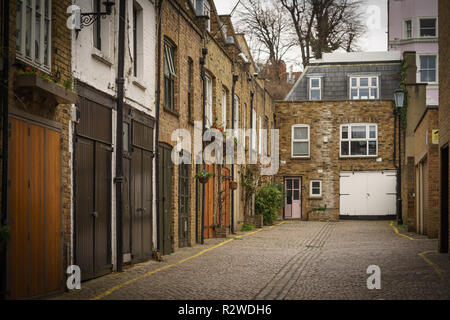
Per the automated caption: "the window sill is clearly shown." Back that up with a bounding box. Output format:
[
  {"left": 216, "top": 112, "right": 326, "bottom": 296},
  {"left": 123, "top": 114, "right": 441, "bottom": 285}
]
[
  {"left": 339, "top": 155, "right": 378, "bottom": 159},
  {"left": 132, "top": 77, "right": 147, "bottom": 91},
  {"left": 15, "top": 55, "right": 51, "bottom": 74},
  {"left": 91, "top": 48, "right": 113, "bottom": 67},
  {"left": 291, "top": 156, "right": 310, "bottom": 160},
  {"left": 163, "top": 107, "right": 180, "bottom": 118},
  {"left": 309, "top": 196, "right": 323, "bottom": 200}
]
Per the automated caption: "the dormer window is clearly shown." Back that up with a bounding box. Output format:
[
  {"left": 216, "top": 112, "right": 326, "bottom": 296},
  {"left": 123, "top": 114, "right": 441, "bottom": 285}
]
[
  {"left": 308, "top": 77, "right": 322, "bottom": 101},
  {"left": 349, "top": 76, "right": 379, "bottom": 100}
]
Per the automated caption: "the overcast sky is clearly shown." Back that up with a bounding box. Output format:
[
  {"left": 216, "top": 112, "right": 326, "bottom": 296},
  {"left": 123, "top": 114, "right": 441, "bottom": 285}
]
[{"left": 214, "top": 0, "right": 388, "bottom": 71}]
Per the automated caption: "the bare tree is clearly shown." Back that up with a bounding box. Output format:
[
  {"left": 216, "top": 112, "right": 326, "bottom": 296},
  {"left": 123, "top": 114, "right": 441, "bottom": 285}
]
[
  {"left": 281, "top": 0, "right": 366, "bottom": 67},
  {"left": 236, "top": 0, "right": 295, "bottom": 64}
]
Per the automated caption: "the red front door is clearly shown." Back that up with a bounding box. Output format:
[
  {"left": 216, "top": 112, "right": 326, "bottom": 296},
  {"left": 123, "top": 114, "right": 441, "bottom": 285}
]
[{"left": 285, "top": 177, "right": 301, "bottom": 219}]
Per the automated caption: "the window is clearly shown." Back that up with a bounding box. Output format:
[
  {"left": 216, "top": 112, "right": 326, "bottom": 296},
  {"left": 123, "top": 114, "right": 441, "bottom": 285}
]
[
  {"left": 133, "top": 2, "right": 143, "bottom": 78},
  {"left": 205, "top": 74, "right": 213, "bottom": 128},
  {"left": 203, "top": 0, "right": 211, "bottom": 32},
  {"left": 309, "top": 77, "right": 321, "bottom": 100},
  {"left": 404, "top": 19, "right": 412, "bottom": 38},
  {"left": 16, "top": 0, "right": 51, "bottom": 70},
  {"left": 340, "top": 124, "right": 377, "bottom": 157},
  {"left": 419, "top": 55, "right": 437, "bottom": 83},
  {"left": 164, "top": 41, "right": 176, "bottom": 110},
  {"left": 258, "top": 116, "right": 262, "bottom": 155},
  {"left": 292, "top": 124, "right": 310, "bottom": 158},
  {"left": 221, "top": 89, "right": 227, "bottom": 129},
  {"left": 188, "top": 59, "right": 194, "bottom": 120},
  {"left": 419, "top": 18, "right": 437, "bottom": 37},
  {"left": 251, "top": 107, "right": 257, "bottom": 152},
  {"left": 233, "top": 95, "right": 239, "bottom": 135},
  {"left": 349, "top": 76, "right": 379, "bottom": 100},
  {"left": 310, "top": 180, "right": 322, "bottom": 197},
  {"left": 92, "top": 0, "right": 110, "bottom": 55}
]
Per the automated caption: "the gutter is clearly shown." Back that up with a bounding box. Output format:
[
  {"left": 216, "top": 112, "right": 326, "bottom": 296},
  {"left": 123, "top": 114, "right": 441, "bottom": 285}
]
[
  {"left": 155, "top": 0, "right": 164, "bottom": 252},
  {"left": 115, "top": 0, "right": 127, "bottom": 272},
  {"left": 200, "top": 47, "right": 208, "bottom": 244},
  {"left": 1, "top": 0, "right": 10, "bottom": 300},
  {"left": 230, "top": 74, "right": 238, "bottom": 234}
]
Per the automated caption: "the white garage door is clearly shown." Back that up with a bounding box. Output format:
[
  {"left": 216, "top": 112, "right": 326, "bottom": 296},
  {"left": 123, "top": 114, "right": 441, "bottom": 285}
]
[{"left": 340, "top": 171, "right": 397, "bottom": 216}]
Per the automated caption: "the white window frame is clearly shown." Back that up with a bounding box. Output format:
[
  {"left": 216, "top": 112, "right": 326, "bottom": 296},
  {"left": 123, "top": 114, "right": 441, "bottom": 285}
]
[
  {"left": 258, "top": 116, "right": 262, "bottom": 155},
  {"left": 222, "top": 89, "right": 227, "bottom": 129},
  {"left": 233, "top": 94, "right": 239, "bottom": 136},
  {"left": 291, "top": 124, "right": 310, "bottom": 158},
  {"left": 310, "top": 180, "right": 322, "bottom": 197},
  {"left": 132, "top": 1, "right": 143, "bottom": 79},
  {"left": 417, "top": 17, "right": 438, "bottom": 38},
  {"left": 251, "top": 107, "right": 257, "bottom": 153},
  {"left": 418, "top": 54, "right": 438, "bottom": 84},
  {"left": 349, "top": 76, "right": 379, "bottom": 100},
  {"left": 308, "top": 77, "right": 322, "bottom": 101},
  {"left": 16, "top": 0, "right": 52, "bottom": 72},
  {"left": 205, "top": 74, "right": 213, "bottom": 128},
  {"left": 403, "top": 19, "right": 412, "bottom": 39},
  {"left": 340, "top": 123, "right": 378, "bottom": 158}
]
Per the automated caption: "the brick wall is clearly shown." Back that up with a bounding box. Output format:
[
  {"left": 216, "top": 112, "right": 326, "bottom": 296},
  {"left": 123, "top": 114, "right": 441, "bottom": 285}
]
[
  {"left": 159, "top": 0, "right": 203, "bottom": 250},
  {"left": 275, "top": 100, "right": 396, "bottom": 221},
  {"left": 414, "top": 108, "right": 440, "bottom": 238}
]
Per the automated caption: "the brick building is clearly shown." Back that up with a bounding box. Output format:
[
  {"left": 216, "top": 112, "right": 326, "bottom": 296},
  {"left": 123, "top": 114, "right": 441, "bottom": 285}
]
[
  {"left": 413, "top": 107, "right": 440, "bottom": 237},
  {"left": 279, "top": 52, "right": 402, "bottom": 221},
  {"left": 1, "top": 0, "right": 76, "bottom": 299},
  {"left": 438, "top": 0, "right": 449, "bottom": 256}
]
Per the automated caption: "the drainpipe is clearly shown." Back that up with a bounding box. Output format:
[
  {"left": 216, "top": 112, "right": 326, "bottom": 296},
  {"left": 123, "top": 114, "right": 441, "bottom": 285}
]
[
  {"left": 115, "top": 0, "right": 127, "bottom": 273},
  {"left": 1, "top": 0, "right": 10, "bottom": 300},
  {"left": 230, "top": 74, "right": 238, "bottom": 234},
  {"left": 200, "top": 48, "right": 207, "bottom": 244},
  {"left": 155, "top": 0, "right": 164, "bottom": 251}
]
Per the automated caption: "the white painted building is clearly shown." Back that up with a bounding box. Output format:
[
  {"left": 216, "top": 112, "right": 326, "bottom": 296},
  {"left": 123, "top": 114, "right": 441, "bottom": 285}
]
[{"left": 70, "top": 0, "right": 156, "bottom": 280}]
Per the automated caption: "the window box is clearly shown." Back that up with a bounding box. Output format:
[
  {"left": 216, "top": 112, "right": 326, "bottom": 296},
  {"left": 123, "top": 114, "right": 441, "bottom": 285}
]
[{"left": 14, "top": 74, "right": 77, "bottom": 107}]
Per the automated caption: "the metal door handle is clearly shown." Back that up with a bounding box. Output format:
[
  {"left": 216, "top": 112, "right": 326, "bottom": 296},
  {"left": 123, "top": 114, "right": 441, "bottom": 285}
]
[{"left": 92, "top": 211, "right": 98, "bottom": 218}]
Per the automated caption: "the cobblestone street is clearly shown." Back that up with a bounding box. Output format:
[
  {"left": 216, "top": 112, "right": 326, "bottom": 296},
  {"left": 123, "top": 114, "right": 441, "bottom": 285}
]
[{"left": 53, "top": 221, "right": 450, "bottom": 300}]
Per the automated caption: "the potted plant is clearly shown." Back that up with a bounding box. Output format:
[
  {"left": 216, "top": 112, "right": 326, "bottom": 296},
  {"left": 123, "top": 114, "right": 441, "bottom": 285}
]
[
  {"left": 229, "top": 180, "right": 238, "bottom": 190},
  {"left": 195, "top": 169, "right": 214, "bottom": 184}
]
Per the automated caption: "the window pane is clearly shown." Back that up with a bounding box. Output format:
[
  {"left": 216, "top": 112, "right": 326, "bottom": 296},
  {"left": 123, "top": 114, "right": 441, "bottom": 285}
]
[
  {"left": 16, "top": 1, "right": 22, "bottom": 52},
  {"left": 293, "top": 190, "right": 299, "bottom": 200},
  {"left": 420, "top": 19, "right": 436, "bottom": 36},
  {"left": 286, "top": 179, "right": 292, "bottom": 189},
  {"left": 294, "top": 127, "right": 308, "bottom": 140},
  {"left": 359, "top": 88, "right": 370, "bottom": 99},
  {"left": 342, "top": 126, "right": 348, "bottom": 139},
  {"left": 351, "top": 89, "right": 358, "bottom": 99},
  {"left": 310, "top": 89, "right": 320, "bottom": 100},
  {"left": 293, "top": 142, "right": 308, "bottom": 156},
  {"left": 293, "top": 179, "right": 299, "bottom": 189},
  {"left": 371, "top": 77, "right": 377, "bottom": 86},
  {"left": 312, "top": 181, "right": 320, "bottom": 189},
  {"left": 287, "top": 195, "right": 292, "bottom": 205},
  {"left": 370, "top": 88, "right": 378, "bottom": 99},
  {"left": 311, "top": 78, "right": 320, "bottom": 88},
  {"left": 312, "top": 187, "right": 321, "bottom": 195},
  {"left": 369, "top": 126, "right": 376, "bottom": 138},
  {"left": 352, "top": 126, "right": 366, "bottom": 139},
  {"left": 420, "top": 70, "right": 436, "bottom": 82},
  {"left": 351, "top": 78, "right": 357, "bottom": 87},
  {"left": 369, "top": 141, "right": 377, "bottom": 155},
  {"left": 360, "top": 78, "right": 369, "bottom": 87},
  {"left": 44, "top": 19, "right": 49, "bottom": 66},
  {"left": 26, "top": 0, "right": 32, "bottom": 57},
  {"left": 351, "top": 141, "right": 368, "bottom": 156},
  {"left": 341, "top": 141, "right": 349, "bottom": 155},
  {"left": 35, "top": 3, "right": 41, "bottom": 61},
  {"left": 287, "top": 190, "right": 292, "bottom": 199}
]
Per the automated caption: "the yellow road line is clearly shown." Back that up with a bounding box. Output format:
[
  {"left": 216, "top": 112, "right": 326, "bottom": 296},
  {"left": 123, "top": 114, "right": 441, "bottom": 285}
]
[
  {"left": 91, "top": 220, "right": 287, "bottom": 300},
  {"left": 418, "top": 250, "right": 446, "bottom": 280},
  {"left": 389, "top": 221, "right": 435, "bottom": 241}
]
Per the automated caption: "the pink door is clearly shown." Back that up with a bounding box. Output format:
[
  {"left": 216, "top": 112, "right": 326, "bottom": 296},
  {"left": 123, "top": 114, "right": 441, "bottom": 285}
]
[{"left": 285, "top": 177, "right": 301, "bottom": 219}]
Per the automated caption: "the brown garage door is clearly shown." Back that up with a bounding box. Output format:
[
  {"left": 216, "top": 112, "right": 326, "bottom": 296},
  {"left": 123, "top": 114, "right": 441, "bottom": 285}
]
[{"left": 8, "top": 117, "right": 62, "bottom": 299}]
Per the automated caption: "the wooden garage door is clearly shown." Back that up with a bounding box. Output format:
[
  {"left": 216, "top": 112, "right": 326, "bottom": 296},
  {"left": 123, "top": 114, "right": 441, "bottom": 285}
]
[
  {"left": 9, "top": 117, "right": 62, "bottom": 299},
  {"left": 340, "top": 171, "right": 396, "bottom": 217}
]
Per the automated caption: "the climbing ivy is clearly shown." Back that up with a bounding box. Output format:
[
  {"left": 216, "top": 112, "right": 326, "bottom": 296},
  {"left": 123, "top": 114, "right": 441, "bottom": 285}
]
[{"left": 398, "top": 59, "right": 409, "bottom": 130}]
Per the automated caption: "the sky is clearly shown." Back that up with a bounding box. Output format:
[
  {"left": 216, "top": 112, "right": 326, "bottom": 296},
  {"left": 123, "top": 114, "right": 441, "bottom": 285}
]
[{"left": 214, "top": 0, "right": 388, "bottom": 71}]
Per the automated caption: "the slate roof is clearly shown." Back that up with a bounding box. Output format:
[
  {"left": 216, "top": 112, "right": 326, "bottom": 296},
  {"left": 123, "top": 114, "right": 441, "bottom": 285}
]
[{"left": 285, "top": 55, "right": 403, "bottom": 101}]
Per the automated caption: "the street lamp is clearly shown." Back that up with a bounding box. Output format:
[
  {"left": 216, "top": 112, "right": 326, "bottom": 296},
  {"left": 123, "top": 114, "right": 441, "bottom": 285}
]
[
  {"left": 76, "top": 0, "right": 115, "bottom": 31},
  {"left": 394, "top": 88, "right": 405, "bottom": 225}
]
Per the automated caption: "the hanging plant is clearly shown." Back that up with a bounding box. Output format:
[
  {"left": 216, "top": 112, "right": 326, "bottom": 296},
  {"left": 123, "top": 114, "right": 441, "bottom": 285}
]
[{"left": 195, "top": 169, "right": 214, "bottom": 184}]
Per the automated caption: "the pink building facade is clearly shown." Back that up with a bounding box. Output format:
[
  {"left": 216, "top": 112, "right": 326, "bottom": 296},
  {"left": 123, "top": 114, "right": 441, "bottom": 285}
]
[{"left": 388, "top": 0, "right": 439, "bottom": 106}]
